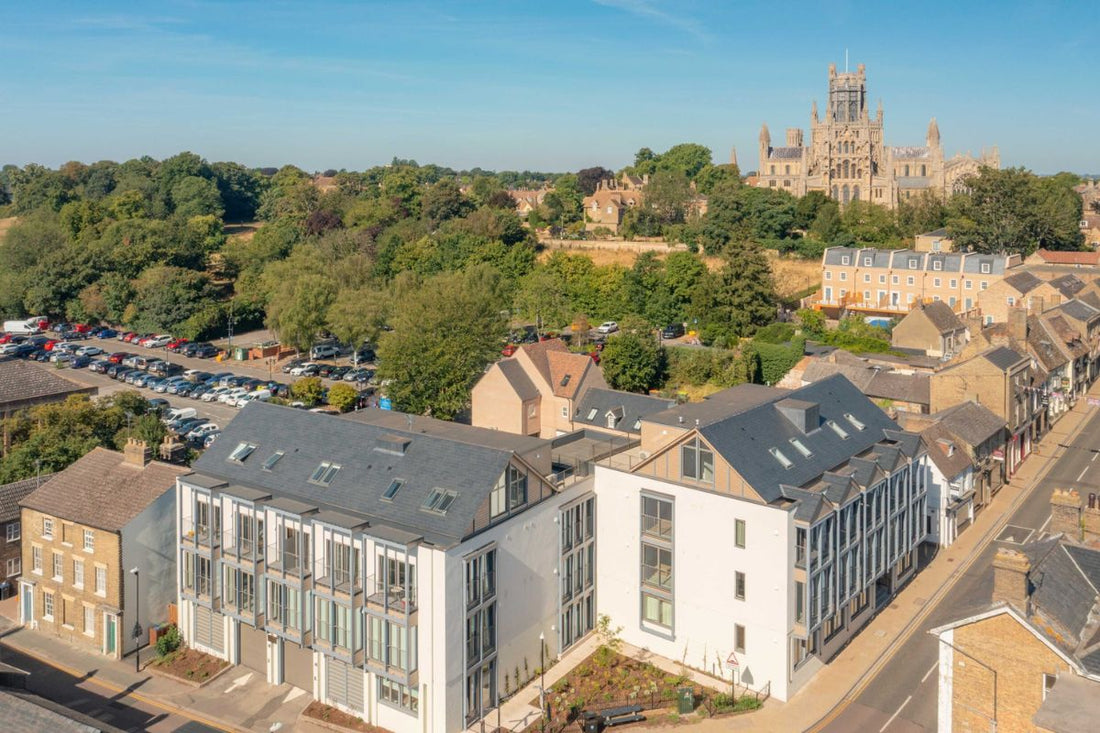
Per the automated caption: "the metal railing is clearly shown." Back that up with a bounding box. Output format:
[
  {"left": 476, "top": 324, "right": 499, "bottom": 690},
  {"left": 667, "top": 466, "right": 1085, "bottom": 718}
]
[{"left": 366, "top": 574, "right": 417, "bottom": 614}]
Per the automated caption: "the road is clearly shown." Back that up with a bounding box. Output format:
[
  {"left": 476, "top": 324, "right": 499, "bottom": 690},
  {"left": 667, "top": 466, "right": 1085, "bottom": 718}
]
[
  {"left": 822, "top": 403, "right": 1100, "bottom": 732},
  {"left": 0, "top": 640, "right": 223, "bottom": 732}
]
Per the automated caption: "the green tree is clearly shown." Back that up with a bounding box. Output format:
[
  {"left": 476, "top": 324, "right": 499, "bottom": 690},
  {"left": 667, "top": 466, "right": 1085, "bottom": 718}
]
[
  {"left": 377, "top": 265, "right": 508, "bottom": 419},
  {"left": 171, "top": 175, "right": 225, "bottom": 218},
  {"left": 599, "top": 331, "right": 666, "bottom": 393},
  {"left": 657, "top": 143, "right": 712, "bottom": 179},
  {"left": 326, "top": 382, "right": 360, "bottom": 413},
  {"left": 421, "top": 179, "right": 472, "bottom": 227},
  {"left": 691, "top": 242, "right": 776, "bottom": 344},
  {"left": 796, "top": 308, "right": 827, "bottom": 339},
  {"left": 129, "top": 265, "right": 213, "bottom": 332},
  {"left": 326, "top": 287, "right": 391, "bottom": 357},
  {"left": 513, "top": 267, "right": 570, "bottom": 334},
  {"left": 265, "top": 270, "right": 339, "bottom": 352},
  {"left": 694, "top": 164, "right": 741, "bottom": 195},
  {"left": 289, "top": 377, "right": 325, "bottom": 407}
]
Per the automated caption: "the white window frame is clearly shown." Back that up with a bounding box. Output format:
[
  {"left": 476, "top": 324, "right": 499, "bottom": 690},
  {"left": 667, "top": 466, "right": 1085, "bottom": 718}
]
[
  {"left": 5, "top": 557, "right": 20, "bottom": 577},
  {"left": 31, "top": 545, "right": 42, "bottom": 574},
  {"left": 42, "top": 517, "right": 54, "bottom": 539},
  {"left": 6, "top": 521, "right": 19, "bottom": 542},
  {"left": 83, "top": 529, "right": 94, "bottom": 552},
  {"left": 73, "top": 558, "right": 84, "bottom": 589},
  {"left": 94, "top": 565, "right": 107, "bottom": 597},
  {"left": 43, "top": 591, "right": 54, "bottom": 620}
]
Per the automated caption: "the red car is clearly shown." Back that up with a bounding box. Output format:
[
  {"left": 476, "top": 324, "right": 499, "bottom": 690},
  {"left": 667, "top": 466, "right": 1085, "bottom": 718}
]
[
  {"left": 166, "top": 338, "right": 189, "bottom": 352},
  {"left": 122, "top": 332, "right": 138, "bottom": 343},
  {"left": 108, "top": 352, "right": 129, "bottom": 364},
  {"left": 501, "top": 344, "right": 517, "bottom": 357},
  {"left": 0, "top": 334, "right": 12, "bottom": 344},
  {"left": 589, "top": 351, "right": 601, "bottom": 365},
  {"left": 42, "top": 339, "right": 60, "bottom": 351},
  {"left": 72, "top": 323, "right": 92, "bottom": 333}
]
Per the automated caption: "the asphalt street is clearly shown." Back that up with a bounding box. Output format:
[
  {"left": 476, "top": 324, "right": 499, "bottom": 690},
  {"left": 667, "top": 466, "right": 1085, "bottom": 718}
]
[
  {"left": 0, "top": 638, "right": 222, "bottom": 732},
  {"left": 822, "top": 402, "right": 1100, "bottom": 732}
]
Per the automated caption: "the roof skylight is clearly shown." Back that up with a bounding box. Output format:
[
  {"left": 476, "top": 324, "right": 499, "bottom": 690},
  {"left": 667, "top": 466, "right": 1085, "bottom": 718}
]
[
  {"left": 587, "top": 408, "right": 598, "bottom": 420},
  {"left": 422, "top": 488, "right": 458, "bottom": 515},
  {"left": 827, "top": 420, "right": 849, "bottom": 440},
  {"left": 789, "top": 438, "right": 813, "bottom": 458},
  {"left": 261, "top": 451, "right": 284, "bottom": 471},
  {"left": 228, "top": 442, "right": 256, "bottom": 463},
  {"left": 382, "top": 479, "right": 404, "bottom": 501},
  {"left": 769, "top": 447, "right": 793, "bottom": 469},
  {"left": 844, "top": 412, "right": 866, "bottom": 431},
  {"left": 309, "top": 461, "right": 341, "bottom": 486}
]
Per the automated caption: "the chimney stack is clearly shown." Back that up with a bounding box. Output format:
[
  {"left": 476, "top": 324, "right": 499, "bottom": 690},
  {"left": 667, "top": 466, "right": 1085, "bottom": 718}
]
[
  {"left": 1050, "top": 488, "right": 1082, "bottom": 541},
  {"left": 992, "top": 547, "right": 1031, "bottom": 612},
  {"left": 123, "top": 437, "right": 152, "bottom": 467},
  {"left": 1008, "top": 307, "right": 1028, "bottom": 342}
]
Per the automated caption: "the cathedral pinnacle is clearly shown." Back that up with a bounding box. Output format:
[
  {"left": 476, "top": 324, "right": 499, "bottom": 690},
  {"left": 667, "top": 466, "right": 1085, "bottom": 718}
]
[
  {"left": 759, "top": 123, "right": 771, "bottom": 147},
  {"left": 927, "top": 117, "right": 940, "bottom": 147}
]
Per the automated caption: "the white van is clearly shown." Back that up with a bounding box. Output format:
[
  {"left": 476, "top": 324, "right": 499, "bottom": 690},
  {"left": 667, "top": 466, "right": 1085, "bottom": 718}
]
[
  {"left": 162, "top": 407, "right": 197, "bottom": 423},
  {"left": 236, "top": 389, "right": 272, "bottom": 408}
]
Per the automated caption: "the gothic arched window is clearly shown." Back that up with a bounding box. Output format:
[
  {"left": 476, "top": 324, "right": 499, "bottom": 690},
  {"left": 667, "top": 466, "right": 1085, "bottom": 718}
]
[
  {"left": 832, "top": 186, "right": 839, "bottom": 200},
  {"left": 921, "top": 164, "right": 927, "bottom": 176},
  {"left": 843, "top": 161, "right": 850, "bottom": 178},
  {"left": 904, "top": 165, "right": 910, "bottom": 177},
  {"left": 853, "top": 186, "right": 860, "bottom": 201},
  {"left": 842, "top": 185, "right": 850, "bottom": 204}
]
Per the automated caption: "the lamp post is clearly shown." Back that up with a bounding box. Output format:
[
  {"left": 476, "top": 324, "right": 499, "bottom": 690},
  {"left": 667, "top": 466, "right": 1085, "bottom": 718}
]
[
  {"left": 539, "top": 632, "right": 546, "bottom": 719},
  {"left": 130, "top": 567, "right": 142, "bottom": 672}
]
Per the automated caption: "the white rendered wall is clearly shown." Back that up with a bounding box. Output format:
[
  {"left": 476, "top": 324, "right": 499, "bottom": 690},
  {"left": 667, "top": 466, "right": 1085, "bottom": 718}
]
[{"left": 593, "top": 465, "right": 794, "bottom": 701}]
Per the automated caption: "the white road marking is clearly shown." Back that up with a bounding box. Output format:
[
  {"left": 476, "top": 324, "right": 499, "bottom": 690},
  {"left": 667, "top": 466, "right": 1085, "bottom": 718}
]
[
  {"left": 1039, "top": 514, "right": 1052, "bottom": 533},
  {"left": 283, "top": 687, "right": 306, "bottom": 703},
  {"left": 879, "top": 695, "right": 913, "bottom": 732},
  {"left": 1092, "top": 452, "right": 1099, "bottom": 463},
  {"left": 224, "top": 672, "right": 253, "bottom": 694},
  {"left": 1077, "top": 465, "right": 1089, "bottom": 482},
  {"left": 921, "top": 662, "right": 937, "bottom": 684}
]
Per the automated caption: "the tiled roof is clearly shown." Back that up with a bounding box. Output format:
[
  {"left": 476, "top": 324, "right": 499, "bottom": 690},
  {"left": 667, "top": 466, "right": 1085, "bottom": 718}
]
[
  {"left": 1035, "top": 249, "right": 1100, "bottom": 266},
  {"left": 0, "top": 474, "right": 53, "bottom": 524},
  {"left": 921, "top": 423, "right": 973, "bottom": 479},
  {"left": 547, "top": 350, "right": 594, "bottom": 399},
  {"left": 864, "top": 371, "right": 930, "bottom": 406},
  {"left": 1057, "top": 299, "right": 1100, "bottom": 323},
  {"left": 909, "top": 301, "right": 965, "bottom": 334},
  {"left": 1049, "top": 274, "right": 1087, "bottom": 298},
  {"left": 0, "top": 358, "right": 96, "bottom": 409},
  {"left": 20, "top": 448, "right": 184, "bottom": 532},
  {"left": 516, "top": 339, "right": 567, "bottom": 388},
  {"left": 982, "top": 346, "right": 1028, "bottom": 372},
  {"left": 496, "top": 359, "right": 539, "bottom": 401},
  {"left": 929, "top": 401, "right": 1006, "bottom": 447},
  {"left": 918, "top": 227, "right": 949, "bottom": 237},
  {"left": 0, "top": 687, "right": 126, "bottom": 733}
]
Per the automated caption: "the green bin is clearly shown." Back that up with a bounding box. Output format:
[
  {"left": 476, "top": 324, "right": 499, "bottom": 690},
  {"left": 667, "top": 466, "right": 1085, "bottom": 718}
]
[
  {"left": 676, "top": 687, "right": 694, "bottom": 714},
  {"left": 233, "top": 346, "right": 248, "bottom": 361}
]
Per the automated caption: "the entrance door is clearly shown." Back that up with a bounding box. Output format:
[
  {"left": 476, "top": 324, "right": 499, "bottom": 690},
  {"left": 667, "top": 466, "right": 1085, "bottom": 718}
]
[
  {"left": 105, "top": 614, "right": 117, "bottom": 656},
  {"left": 20, "top": 583, "right": 33, "bottom": 624}
]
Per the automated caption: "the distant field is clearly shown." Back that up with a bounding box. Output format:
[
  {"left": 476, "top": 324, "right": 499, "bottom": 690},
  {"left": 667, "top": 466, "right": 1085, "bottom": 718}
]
[
  {"left": 537, "top": 244, "right": 820, "bottom": 299},
  {"left": 0, "top": 216, "right": 18, "bottom": 241},
  {"left": 224, "top": 221, "right": 260, "bottom": 241}
]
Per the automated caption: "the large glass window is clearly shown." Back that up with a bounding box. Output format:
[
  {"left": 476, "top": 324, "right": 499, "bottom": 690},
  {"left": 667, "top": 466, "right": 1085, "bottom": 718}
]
[
  {"left": 641, "top": 544, "right": 672, "bottom": 590},
  {"left": 267, "top": 581, "right": 301, "bottom": 631},
  {"left": 680, "top": 438, "right": 714, "bottom": 483},
  {"left": 641, "top": 496, "right": 673, "bottom": 540},
  {"left": 642, "top": 593, "right": 672, "bottom": 627}
]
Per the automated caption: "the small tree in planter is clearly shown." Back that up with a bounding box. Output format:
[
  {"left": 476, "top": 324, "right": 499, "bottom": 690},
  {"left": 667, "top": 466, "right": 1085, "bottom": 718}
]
[{"left": 594, "top": 614, "right": 623, "bottom": 667}]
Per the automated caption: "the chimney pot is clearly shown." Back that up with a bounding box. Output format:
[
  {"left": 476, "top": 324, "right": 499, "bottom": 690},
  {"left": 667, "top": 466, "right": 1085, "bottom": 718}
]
[
  {"left": 992, "top": 547, "right": 1030, "bottom": 612},
  {"left": 123, "top": 438, "right": 152, "bottom": 467}
]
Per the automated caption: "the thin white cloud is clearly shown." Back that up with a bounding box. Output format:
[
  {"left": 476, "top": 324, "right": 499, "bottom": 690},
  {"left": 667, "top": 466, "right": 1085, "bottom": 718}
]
[{"left": 593, "top": 0, "right": 710, "bottom": 42}]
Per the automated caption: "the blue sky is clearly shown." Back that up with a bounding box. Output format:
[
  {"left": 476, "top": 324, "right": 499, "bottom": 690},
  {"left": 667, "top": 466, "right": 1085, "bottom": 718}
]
[{"left": 1, "top": 1, "right": 1095, "bottom": 174}]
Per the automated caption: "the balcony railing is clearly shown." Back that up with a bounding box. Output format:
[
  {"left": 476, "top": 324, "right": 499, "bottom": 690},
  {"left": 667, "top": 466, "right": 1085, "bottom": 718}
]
[
  {"left": 266, "top": 540, "right": 309, "bottom": 581},
  {"left": 221, "top": 532, "right": 263, "bottom": 564},
  {"left": 181, "top": 519, "right": 219, "bottom": 552},
  {"left": 314, "top": 566, "right": 363, "bottom": 597},
  {"left": 366, "top": 574, "right": 417, "bottom": 615}
]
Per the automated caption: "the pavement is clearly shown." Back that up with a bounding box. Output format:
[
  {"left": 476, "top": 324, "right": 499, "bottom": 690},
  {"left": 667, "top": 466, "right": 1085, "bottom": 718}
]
[
  {"left": 0, "top": 607, "right": 310, "bottom": 732},
  {"left": 475, "top": 384, "right": 1100, "bottom": 733}
]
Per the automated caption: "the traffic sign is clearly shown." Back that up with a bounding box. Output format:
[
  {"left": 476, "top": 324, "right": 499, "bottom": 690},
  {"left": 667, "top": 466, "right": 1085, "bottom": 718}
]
[{"left": 725, "top": 652, "right": 738, "bottom": 669}]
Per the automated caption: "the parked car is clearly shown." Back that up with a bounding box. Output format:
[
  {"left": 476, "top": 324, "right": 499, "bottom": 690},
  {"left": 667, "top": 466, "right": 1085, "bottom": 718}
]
[
  {"left": 596, "top": 321, "right": 619, "bottom": 334},
  {"left": 143, "top": 335, "right": 173, "bottom": 349},
  {"left": 327, "top": 365, "right": 351, "bottom": 380},
  {"left": 107, "top": 352, "right": 129, "bottom": 364},
  {"left": 205, "top": 372, "right": 233, "bottom": 386},
  {"left": 146, "top": 398, "right": 169, "bottom": 415},
  {"left": 117, "top": 331, "right": 135, "bottom": 342},
  {"left": 190, "top": 343, "right": 219, "bottom": 358},
  {"left": 166, "top": 338, "right": 189, "bottom": 352},
  {"left": 169, "top": 417, "right": 208, "bottom": 436},
  {"left": 203, "top": 432, "right": 221, "bottom": 448},
  {"left": 96, "top": 328, "right": 118, "bottom": 339},
  {"left": 69, "top": 355, "right": 91, "bottom": 369},
  {"left": 282, "top": 358, "right": 307, "bottom": 374},
  {"left": 131, "top": 372, "right": 157, "bottom": 388},
  {"left": 88, "top": 359, "right": 111, "bottom": 373},
  {"left": 310, "top": 344, "right": 341, "bottom": 360},
  {"left": 75, "top": 345, "right": 103, "bottom": 357},
  {"left": 290, "top": 362, "right": 319, "bottom": 376},
  {"left": 201, "top": 387, "right": 230, "bottom": 402},
  {"left": 354, "top": 346, "right": 376, "bottom": 364},
  {"left": 155, "top": 377, "right": 188, "bottom": 393},
  {"left": 660, "top": 323, "right": 686, "bottom": 339},
  {"left": 186, "top": 423, "right": 220, "bottom": 441},
  {"left": 149, "top": 361, "right": 183, "bottom": 377},
  {"left": 162, "top": 407, "right": 196, "bottom": 423},
  {"left": 188, "top": 385, "right": 211, "bottom": 400}
]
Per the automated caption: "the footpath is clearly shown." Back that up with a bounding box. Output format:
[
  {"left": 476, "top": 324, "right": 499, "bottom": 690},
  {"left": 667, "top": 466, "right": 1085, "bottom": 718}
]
[
  {"left": 480, "top": 383, "right": 1100, "bottom": 733},
  {"left": 0, "top": 609, "right": 310, "bottom": 732}
]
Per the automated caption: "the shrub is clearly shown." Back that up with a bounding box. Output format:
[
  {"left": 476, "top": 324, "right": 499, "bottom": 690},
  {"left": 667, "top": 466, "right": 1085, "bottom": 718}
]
[{"left": 155, "top": 625, "right": 182, "bottom": 657}]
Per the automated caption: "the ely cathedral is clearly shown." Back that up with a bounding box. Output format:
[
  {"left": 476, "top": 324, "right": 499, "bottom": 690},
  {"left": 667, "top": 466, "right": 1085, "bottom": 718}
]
[{"left": 752, "top": 63, "right": 999, "bottom": 209}]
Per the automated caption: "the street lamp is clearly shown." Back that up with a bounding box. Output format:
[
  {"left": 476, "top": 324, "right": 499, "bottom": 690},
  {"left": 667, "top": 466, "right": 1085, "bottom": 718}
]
[
  {"left": 539, "top": 632, "right": 546, "bottom": 719},
  {"left": 130, "top": 567, "right": 142, "bottom": 672}
]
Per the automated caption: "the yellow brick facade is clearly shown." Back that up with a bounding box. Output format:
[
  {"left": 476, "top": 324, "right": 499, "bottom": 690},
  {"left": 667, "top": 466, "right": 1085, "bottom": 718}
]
[
  {"left": 950, "top": 613, "right": 1073, "bottom": 733},
  {"left": 20, "top": 507, "right": 123, "bottom": 657}
]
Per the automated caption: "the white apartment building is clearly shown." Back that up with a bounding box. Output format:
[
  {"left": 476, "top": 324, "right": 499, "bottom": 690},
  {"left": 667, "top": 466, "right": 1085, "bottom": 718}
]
[
  {"left": 595, "top": 375, "right": 929, "bottom": 701},
  {"left": 176, "top": 403, "right": 595, "bottom": 732}
]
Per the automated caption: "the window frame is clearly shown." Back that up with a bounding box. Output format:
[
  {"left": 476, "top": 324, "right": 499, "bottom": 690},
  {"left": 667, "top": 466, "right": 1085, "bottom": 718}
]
[
  {"left": 6, "top": 521, "right": 20, "bottom": 542},
  {"left": 82, "top": 528, "right": 94, "bottom": 552},
  {"left": 735, "top": 571, "right": 746, "bottom": 601},
  {"left": 734, "top": 519, "right": 746, "bottom": 549}
]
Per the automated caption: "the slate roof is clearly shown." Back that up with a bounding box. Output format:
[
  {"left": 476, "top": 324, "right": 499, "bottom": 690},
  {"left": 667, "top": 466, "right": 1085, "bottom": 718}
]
[
  {"left": 645, "top": 383, "right": 784, "bottom": 429},
  {"left": 982, "top": 346, "right": 1028, "bottom": 372},
  {"left": 191, "top": 402, "right": 533, "bottom": 548},
  {"left": 926, "top": 401, "right": 1006, "bottom": 448},
  {"left": 917, "top": 426, "right": 974, "bottom": 479},
  {"left": 1003, "top": 271, "right": 1043, "bottom": 294},
  {"left": 20, "top": 448, "right": 184, "bottom": 533},
  {"left": 909, "top": 301, "right": 965, "bottom": 334},
  {"left": 925, "top": 252, "right": 965, "bottom": 272},
  {"left": 864, "top": 371, "right": 930, "bottom": 406},
  {"left": 341, "top": 409, "right": 549, "bottom": 457},
  {"left": 0, "top": 686, "right": 125, "bottom": 732},
  {"left": 1057, "top": 299, "right": 1100, "bottom": 323},
  {"left": 1029, "top": 318, "right": 1071, "bottom": 371},
  {"left": 801, "top": 360, "right": 875, "bottom": 391},
  {"left": 962, "top": 253, "right": 1010, "bottom": 275},
  {"left": 1032, "top": 674, "right": 1100, "bottom": 733},
  {"left": 919, "top": 227, "right": 949, "bottom": 237},
  {"left": 1049, "top": 274, "right": 1087, "bottom": 298},
  {"left": 1021, "top": 537, "right": 1100, "bottom": 654},
  {"left": 0, "top": 474, "right": 53, "bottom": 524},
  {"left": 574, "top": 388, "right": 676, "bottom": 434},
  {"left": 681, "top": 375, "right": 914, "bottom": 504},
  {"left": 496, "top": 359, "right": 539, "bottom": 401},
  {"left": 0, "top": 358, "right": 96, "bottom": 410}
]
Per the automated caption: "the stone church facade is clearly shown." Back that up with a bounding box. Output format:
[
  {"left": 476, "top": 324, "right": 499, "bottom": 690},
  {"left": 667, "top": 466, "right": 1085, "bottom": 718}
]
[{"left": 753, "top": 63, "right": 999, "bottom": 209}]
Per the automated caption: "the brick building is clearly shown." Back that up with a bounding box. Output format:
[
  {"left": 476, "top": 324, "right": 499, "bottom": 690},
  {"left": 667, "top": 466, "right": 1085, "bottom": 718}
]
[
  {"left": 18, "top": 440, "right": 185, "bottom": 659},
  {"left": 0, "top": 475, "right": 52, "bottom": 600},
  {"left": 931, "top": 513, "right": 1100, "bottom": 732},
  {"left": 891, "top": 300, "right": 968, "bottom": 358}
]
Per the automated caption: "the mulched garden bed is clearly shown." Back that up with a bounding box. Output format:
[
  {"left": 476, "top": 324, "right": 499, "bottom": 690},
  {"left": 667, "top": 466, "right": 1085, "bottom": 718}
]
[
  {"left": 150, "top": 645, "right": 228, "bottom": 686},
  {"left": 302, "top": 700, "right": 394, "bottom": 732},
  {"left": 524, "top": 646, "right": 718, "bottom": 731}
]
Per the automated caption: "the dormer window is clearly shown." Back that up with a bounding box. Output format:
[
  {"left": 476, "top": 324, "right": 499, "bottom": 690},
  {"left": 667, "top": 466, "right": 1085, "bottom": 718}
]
[
  {"left": 932, "top": 260, "right": 942, "bottom": 271},
  {"left": 606, "top": 413, "right": 617, "bottom": 429},
  {"left": 981, "top": 263, "right": 991, "bottom": 274},
  {"left": 422, "top": 488, "right": 457, "bottom": 515},
  {"left": 769, "top": 447, "right": 793, "bottom": 469},
  {"left": 863, "top": 257, "right": 872, "bottom": 266},
  {"left": 844, "top": 413, "right": 866, "bottom": 431},
  {"left": 309, "top": 461, "right": 341, "bottom": 486},
  {"left": 382, "top": 479, "right": 404, "bottom": 501},
  {"left": 908, "top": 259, "right": 918, "bottom": 269},
  {"left": 841, "top": 256, "right": 850, "bottom": 266},
  {"left": 228, "top": 442, "right": 256, "bottom": 463}
]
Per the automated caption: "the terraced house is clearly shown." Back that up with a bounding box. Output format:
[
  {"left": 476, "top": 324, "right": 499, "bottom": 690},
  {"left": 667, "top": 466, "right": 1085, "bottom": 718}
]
[
  {"left": 176, "top": 403, "right": 595, "bottom": 732},
  {"left": 594, "top": 376, "right": 929, "bottom": 701}
]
